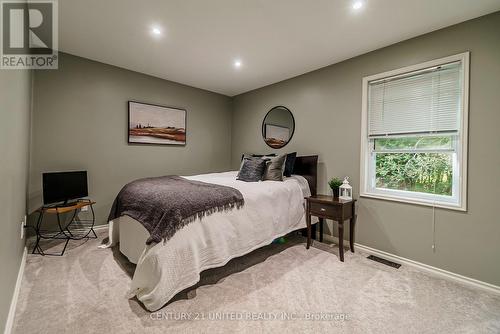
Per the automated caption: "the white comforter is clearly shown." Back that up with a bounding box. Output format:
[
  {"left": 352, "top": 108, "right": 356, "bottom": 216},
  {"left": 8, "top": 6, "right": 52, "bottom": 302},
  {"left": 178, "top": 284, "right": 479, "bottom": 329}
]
[{"left": 106, "top": 171, "right": 310, "bottom": 311}]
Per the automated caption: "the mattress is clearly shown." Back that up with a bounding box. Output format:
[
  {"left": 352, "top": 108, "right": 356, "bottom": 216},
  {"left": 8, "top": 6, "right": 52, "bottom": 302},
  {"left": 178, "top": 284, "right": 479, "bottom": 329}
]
[{"left": 103, "top": 171, "right": 311, "bottom": 311}]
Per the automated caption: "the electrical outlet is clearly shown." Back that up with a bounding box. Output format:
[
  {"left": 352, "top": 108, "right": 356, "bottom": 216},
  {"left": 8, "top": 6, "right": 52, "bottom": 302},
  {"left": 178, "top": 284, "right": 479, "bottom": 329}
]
[{"left": 20, "top": 215, "right": 26, "bottom": 239}]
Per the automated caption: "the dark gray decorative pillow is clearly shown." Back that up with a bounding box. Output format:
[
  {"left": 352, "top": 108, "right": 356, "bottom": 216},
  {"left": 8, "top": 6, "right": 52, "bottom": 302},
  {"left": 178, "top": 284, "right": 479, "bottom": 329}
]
[
  {"left": 237, "top": 158, "right": 268, "bottom": 182},
  {"left": 237, "top": 155, "right": 259, "bottom": 178},
  {"left": 263, "top": 154, "right": 287, "bottom": 181},
  {"left": 283, "top": 152, "right": 297, "bottom": 177}
]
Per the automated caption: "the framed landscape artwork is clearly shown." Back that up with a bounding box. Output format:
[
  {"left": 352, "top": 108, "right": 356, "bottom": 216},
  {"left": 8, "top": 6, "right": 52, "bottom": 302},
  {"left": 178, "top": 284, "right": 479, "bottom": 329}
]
[{"left": 128, "top": 101, "right": 186, "bottom": 145}]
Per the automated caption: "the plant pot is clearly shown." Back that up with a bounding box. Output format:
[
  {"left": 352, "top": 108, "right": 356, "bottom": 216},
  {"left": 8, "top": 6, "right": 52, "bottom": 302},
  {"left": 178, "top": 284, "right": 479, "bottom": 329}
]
[{"left": 331, "top": 187, "right": 340, "bottom": 198}]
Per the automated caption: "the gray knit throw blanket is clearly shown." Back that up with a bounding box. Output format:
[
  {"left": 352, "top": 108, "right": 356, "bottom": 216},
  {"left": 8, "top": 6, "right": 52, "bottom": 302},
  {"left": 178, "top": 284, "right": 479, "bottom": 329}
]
[{"left": 108, "top": 176, "right": 244, "bottom": 245}]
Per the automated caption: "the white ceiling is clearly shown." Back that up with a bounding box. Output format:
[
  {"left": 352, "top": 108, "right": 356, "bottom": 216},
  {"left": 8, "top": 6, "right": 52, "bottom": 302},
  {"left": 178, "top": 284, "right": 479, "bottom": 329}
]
[{"left": 59, "top": 0, "right": 500, "bottom": 96}]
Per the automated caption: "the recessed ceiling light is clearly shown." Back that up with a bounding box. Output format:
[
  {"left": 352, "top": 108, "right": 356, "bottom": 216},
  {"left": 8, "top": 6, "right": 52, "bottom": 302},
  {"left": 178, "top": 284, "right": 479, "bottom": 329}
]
[
  {"left": 234, "top": 60, "right": 242, "bottom": 69},
  {"left": 352, "top": 1, "right": 363, "bottom": 10},
  {"left": 151, "top": 26, "right": 162, "bottom": 36}
]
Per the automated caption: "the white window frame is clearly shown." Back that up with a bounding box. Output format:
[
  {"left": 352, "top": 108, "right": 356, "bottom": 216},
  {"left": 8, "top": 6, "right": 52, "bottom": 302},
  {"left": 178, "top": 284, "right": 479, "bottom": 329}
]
[{"left": 360, "top": 52, "right": 469, "bottom": 211}]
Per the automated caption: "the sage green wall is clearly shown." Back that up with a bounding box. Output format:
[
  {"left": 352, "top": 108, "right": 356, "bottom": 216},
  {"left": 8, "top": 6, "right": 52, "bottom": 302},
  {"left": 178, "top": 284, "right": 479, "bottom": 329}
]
[
  {"left": 231, "top": 12, "right": 500, "bottom": 286},
  {"left": 30, "top": 53, "right": 233, "bottom": 225},
  {"left": 0, "top": 70, "right": 31, "bottom": 332}
]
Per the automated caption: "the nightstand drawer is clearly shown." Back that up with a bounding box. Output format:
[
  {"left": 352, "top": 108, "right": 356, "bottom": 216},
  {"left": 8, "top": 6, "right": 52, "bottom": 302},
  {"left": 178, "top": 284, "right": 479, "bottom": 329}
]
[{"left": 309, "top": 202, "right": 338, "bottom": 217}]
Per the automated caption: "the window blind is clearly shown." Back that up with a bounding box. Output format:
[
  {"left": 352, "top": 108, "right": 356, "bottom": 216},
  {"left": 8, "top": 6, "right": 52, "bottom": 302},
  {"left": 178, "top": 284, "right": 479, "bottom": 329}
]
[{"left": 368, "top": 61, "right": 462, "bottom": 137}]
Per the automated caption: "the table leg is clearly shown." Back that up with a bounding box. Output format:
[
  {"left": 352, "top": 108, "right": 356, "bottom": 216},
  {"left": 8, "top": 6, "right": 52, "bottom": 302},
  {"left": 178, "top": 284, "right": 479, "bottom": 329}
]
[
  {"left": 350, "top": 214, "right": 357, "bottom": 253},
  {"left": 89, "top": 202, "right": 97, "bottom": 239},
  {"left": 60, "top": 238, "right": 70, "bottom": 256},
  {"left": 306, "top": 203, "right": 311, "bottom": 249},
  {"left": 319, "top": 218, "right": 324, "bottom": 242},
  {"left": 32, "top": 210, "right": 44, "bottom": 254},
  {"left": 350, "top": 201, "right": 356, "bottom": 253},
  {"left": 338, "top": 221, "right": 344, "bottom": 262},
  {"left": 311, "top": 223, "right": 317, "bottom": 240},
  {"left": 32, "top": 234, "right": 41, "bottom": 255},
  {"left": 65, "top": 209, "right": 78, "bottom": 237},
  {"left": 306, "top": 215, "right": 311, "bottom": 249}
]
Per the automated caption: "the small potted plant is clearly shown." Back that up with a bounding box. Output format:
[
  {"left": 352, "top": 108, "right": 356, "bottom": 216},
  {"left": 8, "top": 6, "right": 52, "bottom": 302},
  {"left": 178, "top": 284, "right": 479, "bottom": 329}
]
[{"left": 328, "top": 177, "right": 342, "bottom": 198}]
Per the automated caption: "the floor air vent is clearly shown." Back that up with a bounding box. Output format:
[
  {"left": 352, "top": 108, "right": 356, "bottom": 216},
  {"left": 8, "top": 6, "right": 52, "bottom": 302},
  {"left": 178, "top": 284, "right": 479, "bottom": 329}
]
[{"left": 367, "top": 255, "right": 401, "bottom": 269}]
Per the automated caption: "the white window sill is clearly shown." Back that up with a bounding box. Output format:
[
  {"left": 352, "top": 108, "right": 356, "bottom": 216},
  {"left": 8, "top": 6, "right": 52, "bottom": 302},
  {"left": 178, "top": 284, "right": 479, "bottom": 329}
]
[{"left": 360, "top": 191, "right": 466, "bottom": 211}]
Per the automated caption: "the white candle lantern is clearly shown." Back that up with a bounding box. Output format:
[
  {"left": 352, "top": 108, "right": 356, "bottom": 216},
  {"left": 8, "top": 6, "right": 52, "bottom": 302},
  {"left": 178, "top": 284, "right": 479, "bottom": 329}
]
[{"left": 339, "top": 176, "right": 352, "bottom": 200}]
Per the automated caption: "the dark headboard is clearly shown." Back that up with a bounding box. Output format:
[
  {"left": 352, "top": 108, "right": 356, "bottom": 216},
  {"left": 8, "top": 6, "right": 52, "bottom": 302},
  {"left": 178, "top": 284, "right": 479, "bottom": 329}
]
[{"left": 294, "top": 155, "right": 318, "bottom": 196}]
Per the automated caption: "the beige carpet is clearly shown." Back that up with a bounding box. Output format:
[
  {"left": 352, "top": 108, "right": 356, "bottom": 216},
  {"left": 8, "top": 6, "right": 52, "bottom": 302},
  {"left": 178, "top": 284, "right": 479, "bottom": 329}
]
[{"left": 13, "top": 229, "right": 500, "bottom": 334}]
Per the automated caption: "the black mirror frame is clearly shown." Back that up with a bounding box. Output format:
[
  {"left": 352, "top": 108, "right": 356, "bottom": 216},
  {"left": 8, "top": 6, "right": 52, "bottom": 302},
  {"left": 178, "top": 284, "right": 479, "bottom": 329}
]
[{"left": 261, "top": 106, "right": 295, "bottom": 149}]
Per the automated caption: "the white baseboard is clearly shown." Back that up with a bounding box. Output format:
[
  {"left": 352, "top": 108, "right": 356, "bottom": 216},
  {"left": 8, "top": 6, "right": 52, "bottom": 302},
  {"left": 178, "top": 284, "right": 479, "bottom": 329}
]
[
  {"left": 93, "top": 224, "right": 108, "bottom": 231},
  {"left": 319, "top": 233, "right": 500, "bottom": 295},
  {"left": 4, "top": 247, "right": 27, "bottom": 334}
]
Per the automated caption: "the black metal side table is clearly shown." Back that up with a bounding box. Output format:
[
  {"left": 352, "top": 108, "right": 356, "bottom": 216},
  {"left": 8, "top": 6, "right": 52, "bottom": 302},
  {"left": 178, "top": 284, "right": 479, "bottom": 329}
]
[{"left": 32, "top": 199, "right": 97, "bottom": 256}]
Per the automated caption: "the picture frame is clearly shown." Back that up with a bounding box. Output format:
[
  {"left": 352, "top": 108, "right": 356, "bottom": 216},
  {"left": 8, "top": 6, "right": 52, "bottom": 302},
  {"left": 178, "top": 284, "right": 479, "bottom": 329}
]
[{"left": 128, "top": 101, "right": 186, "bottom": 145}]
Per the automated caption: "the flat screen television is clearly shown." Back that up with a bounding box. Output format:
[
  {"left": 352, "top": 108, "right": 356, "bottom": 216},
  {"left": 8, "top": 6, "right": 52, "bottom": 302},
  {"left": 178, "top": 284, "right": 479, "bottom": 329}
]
[{"left": 42, "top": 171, "right": 88, "bottom": 205}]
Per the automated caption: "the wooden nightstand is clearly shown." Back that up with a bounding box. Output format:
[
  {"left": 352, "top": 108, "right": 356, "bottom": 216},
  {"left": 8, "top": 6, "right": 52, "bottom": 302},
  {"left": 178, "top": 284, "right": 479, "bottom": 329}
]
[{"left": 305, "top": 195, "right": 357, "bottom": 262}]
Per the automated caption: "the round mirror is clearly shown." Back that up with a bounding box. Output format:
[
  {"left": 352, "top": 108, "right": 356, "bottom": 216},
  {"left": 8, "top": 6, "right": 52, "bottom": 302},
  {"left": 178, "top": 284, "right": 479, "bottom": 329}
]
[{"left": 262, "top": 106, "right": 295, "bottom": 149}]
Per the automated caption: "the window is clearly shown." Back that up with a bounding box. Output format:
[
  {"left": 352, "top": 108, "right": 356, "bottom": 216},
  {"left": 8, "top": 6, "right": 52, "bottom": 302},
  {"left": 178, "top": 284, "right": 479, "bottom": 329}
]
[{"left": 360, "top": 53, "right": 469, "bottom": 210}]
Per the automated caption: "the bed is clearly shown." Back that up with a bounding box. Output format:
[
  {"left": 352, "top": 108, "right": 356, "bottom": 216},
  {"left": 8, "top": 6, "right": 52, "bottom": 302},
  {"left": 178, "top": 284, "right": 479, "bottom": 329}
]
[{"left": 102, "top": 155, "right": 318, "bottom": 311}]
